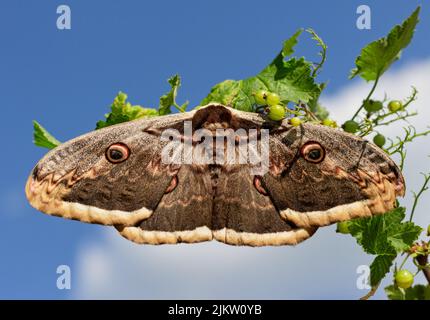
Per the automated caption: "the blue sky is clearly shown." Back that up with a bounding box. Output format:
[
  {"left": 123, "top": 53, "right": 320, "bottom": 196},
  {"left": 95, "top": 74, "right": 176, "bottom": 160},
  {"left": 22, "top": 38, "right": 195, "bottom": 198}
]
[{"left": 0, "top": 0, "right": 429, "bottom": 299}]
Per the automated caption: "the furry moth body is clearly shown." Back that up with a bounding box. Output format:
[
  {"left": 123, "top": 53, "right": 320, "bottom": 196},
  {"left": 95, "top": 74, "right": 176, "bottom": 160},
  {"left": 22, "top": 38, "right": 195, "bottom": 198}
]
[{"left": 26, "top": 104, "right": 405, "bottom": 246}]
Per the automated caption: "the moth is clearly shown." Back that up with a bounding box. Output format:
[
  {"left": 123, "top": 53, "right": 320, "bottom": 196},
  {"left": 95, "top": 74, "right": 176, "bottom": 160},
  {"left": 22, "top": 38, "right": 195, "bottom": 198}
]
[{"left": 25, "top": 104, "right": 405, "bottom": 246}]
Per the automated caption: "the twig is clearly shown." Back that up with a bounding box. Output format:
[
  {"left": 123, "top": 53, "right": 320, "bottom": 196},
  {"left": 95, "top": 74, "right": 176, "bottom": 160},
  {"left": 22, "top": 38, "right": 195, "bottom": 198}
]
[
  {"left": 399, "top": 253, "right": 411, "bottom": 270},
  {"left": 376, "top": 112, "right": 417, "bottom": 127},
  {"left": 351, "top": 75, "right": 380, "bottom": 121},
  {"left": 360, "top": 284, "right": 380, "bottom": 300},
  {"left": 416, "top": 255, "right": 430, "bottom": 284},
  {"left": 409, "top": 173, "right": 430, "bottom": 222},
  {"left": 357, "top": 87, "right": 419, "bottom": 138},
  {"left": 402, "top": 86, "right": 418, "bottom": 109},
  {"left": 307, "top": 28, "right": 327, "bottom": 77},
  {"left": 386, "top": 127, "right": 430, "bottom": 157}
]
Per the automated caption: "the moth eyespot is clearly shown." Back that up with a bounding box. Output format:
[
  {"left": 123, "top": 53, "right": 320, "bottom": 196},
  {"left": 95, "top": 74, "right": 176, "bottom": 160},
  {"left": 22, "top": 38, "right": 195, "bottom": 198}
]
[
  {"left": 105, "top": 143, "right": 130, "bottom": 164},
  {"left": 301, "top": 142, "right": 325, "bottom": 164}
]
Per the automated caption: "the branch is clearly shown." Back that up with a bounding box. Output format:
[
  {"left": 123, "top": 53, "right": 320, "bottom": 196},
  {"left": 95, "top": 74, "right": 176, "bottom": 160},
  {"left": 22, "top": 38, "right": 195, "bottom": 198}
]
[
  {"left": 376, "top": 111, "right": 417, "bottom": 127},
  {"left": 409, "top": 173, "right": 430, "bottom": 222},
  {"left": 307, "top": 28, "right": 327, "bottom": 77},
  {"left": 357, "top": 87, "right": 418, "bottom": 138},
  {"left": 351, "top": 75, "right": 380, "bottom": 121},
  {"left": 359, "top": 284, "right": 380, "bottom": 300},
  {"left": 416, "top": 255, "right": 430, "bottom": 284}
]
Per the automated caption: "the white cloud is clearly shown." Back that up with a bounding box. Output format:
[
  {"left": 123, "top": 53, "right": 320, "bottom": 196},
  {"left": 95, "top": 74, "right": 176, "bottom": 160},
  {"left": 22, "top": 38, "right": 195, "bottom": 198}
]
[
  {"left": 73, "top": 59, "right": 430, "bottom": 299},
  {"left": 74, "top": 227, "right": 374, "bottom": 299}
]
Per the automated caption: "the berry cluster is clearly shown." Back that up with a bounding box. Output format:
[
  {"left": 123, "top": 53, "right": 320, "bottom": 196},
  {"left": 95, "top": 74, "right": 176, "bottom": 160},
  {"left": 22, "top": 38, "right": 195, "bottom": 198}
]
[
  {"left": 254, "top": 90, "right": 286, "bottom": 121},
  {"left": 342, "top": 100, "right": 403, "bottom": 148},
  {"left": 253, "top": 90, "right": 337, "bottom": 128}
]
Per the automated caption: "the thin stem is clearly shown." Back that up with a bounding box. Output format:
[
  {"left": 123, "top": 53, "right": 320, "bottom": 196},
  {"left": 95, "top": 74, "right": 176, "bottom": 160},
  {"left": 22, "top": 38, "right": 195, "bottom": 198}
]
[
  {"left": 409, "top": 173, "right": 430, "bottom": 222},
  {"left": 376, "top": 112, "right": 417, "bottom": 127},
  {"left": 351, "top": 75, "right": 380, "bottom": 121},
  {"left": 313, "top": 48, "right": 326, "bottom": 77},
  {"left": 357, "top": 87, "right": 418, "bottom": 137},
  {"left": 399, "top": 150, "right": 407, "bottom": 171},
  {"left": 402, "top": 86, "right": 418, "bottom": 109},
  {"left": 306, "top": 28, "right": 327, "bottom": 78},
  {"left": 360, "top": 284, "right": 379, "bottom": 300},
  {"left": 399, "top": 253, "right": 411, "bottom": 270},
  {"left": 172, "top": 104, "right": 183, "bottom": 113},
  {"left": 285, "top": 106, "right": 305, "bottom": 117},
  {"left": 297, "top": 103, "right": 319, "bottom": 121},
  {"left": 386, "top": 128, "right": 430, "bottom": 155},
  {"left": 171, "top": 85, "right": 188, "bottom": 113},
  {"left": 358, "top": 119, "right": 375, "bottom": 137}
]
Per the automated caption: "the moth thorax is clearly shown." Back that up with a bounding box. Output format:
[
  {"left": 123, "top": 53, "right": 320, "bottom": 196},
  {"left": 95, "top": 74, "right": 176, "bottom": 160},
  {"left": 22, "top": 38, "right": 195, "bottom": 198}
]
[{"left": 202, "top": 121, "right": 230, "bottom": 131}]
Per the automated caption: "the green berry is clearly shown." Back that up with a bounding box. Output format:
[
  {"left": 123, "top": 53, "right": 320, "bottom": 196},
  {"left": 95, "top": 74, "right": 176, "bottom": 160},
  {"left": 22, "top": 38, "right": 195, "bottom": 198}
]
[
  {"left": 343, "top": 120, "right": 359, "bottom": 134},
  {"left": 395, "top": 269, "right": 414, "bottom": 289},
  {"left": 322, "top": 118, "right": 337, "bottom": 128},
  {"left": 373, "top": 134, "right": 386, "bottom": 147},
  {"left": 336, "top": 221, "right": 350, "bottom": 234},
  {"left": 268, "top": 104, "right": 285, "bottom": 121},
  {"left": 427, "top": 224, "right": 430, "bottom": 237},
  {"left": 266, "top": 92, "right": 280, "bottom": 106},
  {"left": 388, "top": 100, "right": 403, "bottom": 112},
  {"left": 364, "top": 100, "right": 383, "bottom": 113},
  {"left": 322, "top": 119, "right": 332, "bottom": 126},
  {"left": 254, "top": 90, "right": 268, "bottom": 105},
  {"left": 289, "top": 117, "right": 302, "bottom": 127}
]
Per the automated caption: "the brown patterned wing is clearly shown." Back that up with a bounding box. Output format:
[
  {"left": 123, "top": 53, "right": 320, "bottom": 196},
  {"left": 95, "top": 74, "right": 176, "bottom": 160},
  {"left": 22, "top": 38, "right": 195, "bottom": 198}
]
[
  {"left": 211, "top": 165, "right": 317, "bottom": 246},
  {"left": 117, "top": 164, "right": 317, "bottom": 246},
  {"left": 26, "top": 104, "right": 406, "bottom": 247},
  {"left": 117, "top": 165, "right": 214, "bottom": 244},
  {"left": 25, "top": 112, "right": 193, "bottom": 226},
  {"left": 262, "top": 123, "right": 405, "bottom": 229}
]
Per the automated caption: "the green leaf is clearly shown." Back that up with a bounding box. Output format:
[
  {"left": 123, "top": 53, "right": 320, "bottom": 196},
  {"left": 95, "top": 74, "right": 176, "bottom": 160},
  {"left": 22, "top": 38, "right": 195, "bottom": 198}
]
[
  {"left": 369, "top": 255, "right": 396, "bottom": 286},
  {"left": 347, "top": 207, "right": 422, "bottom": 287},
  {"left": 351, "top": 7, "right": 420, "bottom": 81},
  {"left": 348, "top": 207, "right": 421, "bottom": 255},
  {"left": 256, "top": 55, "right": 320, "bottom": 104},
  {"left": 282, "top": 29, "right": 303, "bottom": 56},
  {"left": 404, "top": 285, "right": 430, "bottom": 300},
  {"left": 387, "top": 221, "right": 422, "bottom": 252},
  {"left": 385, "top": 284, "right": 430, "bottom": 300},
  {"left": 385, "top": 284, "right": 405, "bottom": 300},
  {"left": 200, "top": 30, "right": 322, "bottom": 111},
  {"left": 33, "top": 120, "right": 61, "bottom": 149},
  {"left": 200, "top": 79, "right": 241, "bottom": 107},
  {"left": 348, "top": 209, "right": 398, "bottom": 255},
  {"left": 345, "top": 215, "right": 366, "bottom": 242},
  {"left": 159, "top": 74, "right": 189, "bottom": 115},
  {"left": 354, "top": 212, "right": 400, "bottom": 258},
  {"left": 96, "top": 92, "right": 158, "bottom": 129}
]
